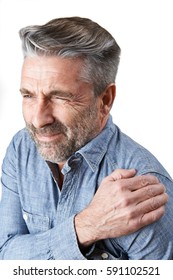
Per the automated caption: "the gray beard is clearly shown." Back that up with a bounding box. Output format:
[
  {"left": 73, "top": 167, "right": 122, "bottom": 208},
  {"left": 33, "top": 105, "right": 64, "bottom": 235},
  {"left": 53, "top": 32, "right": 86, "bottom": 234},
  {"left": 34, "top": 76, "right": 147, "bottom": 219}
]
[{"left": 26, "top": 103, "right": 100, "bottom": 163}]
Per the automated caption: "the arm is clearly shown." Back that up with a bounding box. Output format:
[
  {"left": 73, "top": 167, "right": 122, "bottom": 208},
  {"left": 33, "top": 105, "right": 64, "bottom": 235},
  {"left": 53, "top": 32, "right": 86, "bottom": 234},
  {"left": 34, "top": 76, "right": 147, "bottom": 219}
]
[
  {"left": 115, "top": 173, "right": 173, "bottom": 259},
  {"left": 0, "top": 168, "right": 167, "bottom": 260},
  {"left": 75, "top": 169, "right": 168, "bottom": 248},
  {"left": 0, "top": 184, "right": 85, "bottom": 260}
]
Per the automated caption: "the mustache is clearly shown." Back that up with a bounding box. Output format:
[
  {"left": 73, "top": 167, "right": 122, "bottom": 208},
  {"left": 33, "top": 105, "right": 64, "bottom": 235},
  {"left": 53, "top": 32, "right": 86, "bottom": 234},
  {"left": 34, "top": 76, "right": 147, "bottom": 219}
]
[{"left": 26, "top": 121, "right": 68, "bottom": 136}]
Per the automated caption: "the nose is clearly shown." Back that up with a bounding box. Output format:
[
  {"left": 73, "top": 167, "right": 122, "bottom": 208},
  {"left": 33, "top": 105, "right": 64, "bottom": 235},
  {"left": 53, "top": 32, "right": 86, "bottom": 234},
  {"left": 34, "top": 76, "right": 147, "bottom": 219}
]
[{"left": 32, "top": 97, "right": 55, "bottom": 128}]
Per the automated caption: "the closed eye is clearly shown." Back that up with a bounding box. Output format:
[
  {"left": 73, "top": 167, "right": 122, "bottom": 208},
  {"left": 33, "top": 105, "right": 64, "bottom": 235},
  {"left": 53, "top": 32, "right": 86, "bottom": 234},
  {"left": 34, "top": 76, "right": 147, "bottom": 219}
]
[
  {"left": 52, "top": 95, "right": 71, "bottom": 102},
  {"left": 50, "top": 90, "right": 74, "bottom": 102}
]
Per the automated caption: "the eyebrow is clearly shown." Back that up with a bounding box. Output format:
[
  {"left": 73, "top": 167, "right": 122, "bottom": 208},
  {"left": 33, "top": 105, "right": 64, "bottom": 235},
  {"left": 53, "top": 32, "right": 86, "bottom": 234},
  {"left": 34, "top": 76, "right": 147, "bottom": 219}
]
[
  {"left": 19, "top": 88, "right": 74, "bottom": 99},
  {"left": 20, "top": 88, "right": 32, "bottom": 95},
  {"left": 49, "top": 90, "right": 74, "bottom": 99}
]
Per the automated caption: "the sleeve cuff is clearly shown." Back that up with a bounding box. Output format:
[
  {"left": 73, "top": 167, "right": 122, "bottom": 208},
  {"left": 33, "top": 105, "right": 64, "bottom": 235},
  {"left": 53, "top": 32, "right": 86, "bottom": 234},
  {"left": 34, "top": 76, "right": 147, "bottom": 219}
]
[{"left": 49, "top": 215, "right": 86, "bottom": 260}]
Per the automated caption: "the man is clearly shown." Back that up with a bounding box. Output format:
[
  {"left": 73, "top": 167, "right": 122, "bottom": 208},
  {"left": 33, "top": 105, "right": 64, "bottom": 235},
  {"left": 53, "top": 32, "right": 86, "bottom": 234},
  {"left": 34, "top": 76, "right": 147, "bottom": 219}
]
[{"left": 0, "top": 17, "right": 172, "bottom": 260}]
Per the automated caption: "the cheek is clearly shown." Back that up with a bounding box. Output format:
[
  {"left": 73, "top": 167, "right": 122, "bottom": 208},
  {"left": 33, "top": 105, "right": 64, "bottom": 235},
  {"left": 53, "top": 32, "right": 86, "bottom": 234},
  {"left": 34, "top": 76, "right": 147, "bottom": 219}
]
[
  {"left": 22, "top": 103, "right": 31, "bottom": 122},
  {"left": 53, "top": 103, "right": 81, "bottom": 124}
]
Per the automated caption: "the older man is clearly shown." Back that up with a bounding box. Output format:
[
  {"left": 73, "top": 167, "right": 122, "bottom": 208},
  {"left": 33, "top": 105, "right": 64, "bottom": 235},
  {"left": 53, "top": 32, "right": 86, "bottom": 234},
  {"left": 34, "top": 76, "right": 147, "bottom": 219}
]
[{"left": 0, "top": 17, "right": 172, "bottom": 259}]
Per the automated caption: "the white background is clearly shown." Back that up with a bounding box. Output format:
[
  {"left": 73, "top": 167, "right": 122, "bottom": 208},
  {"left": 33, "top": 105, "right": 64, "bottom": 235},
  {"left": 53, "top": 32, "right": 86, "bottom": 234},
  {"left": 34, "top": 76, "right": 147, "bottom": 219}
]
[
  {"left": 1, "top": 260, "right": 173, "bottom": 279},
  {"left": 0, "top": 0, "right": 172, "bottom": 190}
]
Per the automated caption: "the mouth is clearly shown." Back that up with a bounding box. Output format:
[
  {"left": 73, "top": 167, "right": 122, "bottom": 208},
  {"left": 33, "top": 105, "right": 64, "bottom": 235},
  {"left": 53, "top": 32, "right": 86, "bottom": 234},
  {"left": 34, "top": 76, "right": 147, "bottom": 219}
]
[{"left": 35, "top": 132, "right": 63, "bottom": 142}]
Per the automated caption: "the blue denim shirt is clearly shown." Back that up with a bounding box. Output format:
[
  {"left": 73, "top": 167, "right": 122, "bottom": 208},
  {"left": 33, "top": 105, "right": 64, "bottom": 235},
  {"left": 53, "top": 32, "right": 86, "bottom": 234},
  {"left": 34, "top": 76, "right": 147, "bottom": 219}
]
[{"left": 0, "top": 116, "right": 173, "bottom": 260}]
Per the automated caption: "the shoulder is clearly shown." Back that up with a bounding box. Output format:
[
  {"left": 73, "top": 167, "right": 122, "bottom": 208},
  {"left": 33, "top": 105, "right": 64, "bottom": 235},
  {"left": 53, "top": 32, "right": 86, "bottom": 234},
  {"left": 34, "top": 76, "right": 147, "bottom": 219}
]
[
  {"left": 7, "top": 128, "right": 35, "bottom": 151},
  {"left": 3, "top": 128, "right": 38, "bottom": 164},
  {"left": 10, "top": 128, "right": 32, "bottom": 145},
  {"left": 106, "top": 123, "right": 172, "bottom": 180}
]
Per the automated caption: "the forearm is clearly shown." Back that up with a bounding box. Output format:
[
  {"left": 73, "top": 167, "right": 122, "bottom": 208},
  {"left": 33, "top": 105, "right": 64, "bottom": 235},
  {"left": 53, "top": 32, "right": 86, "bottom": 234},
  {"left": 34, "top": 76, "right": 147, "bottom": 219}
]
[{"left": 0, "top": 215, "right": 86, "bottom": 260}]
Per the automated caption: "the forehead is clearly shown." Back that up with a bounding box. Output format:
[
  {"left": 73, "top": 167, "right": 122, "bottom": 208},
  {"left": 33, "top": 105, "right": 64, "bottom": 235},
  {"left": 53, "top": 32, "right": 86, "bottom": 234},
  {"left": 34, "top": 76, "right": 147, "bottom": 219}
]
[
  {"left": 20, "top": 56, "right": 92, "bottom": 94},
  {"left": 21, "top": 55, "right": 84, "bottom": 80}
]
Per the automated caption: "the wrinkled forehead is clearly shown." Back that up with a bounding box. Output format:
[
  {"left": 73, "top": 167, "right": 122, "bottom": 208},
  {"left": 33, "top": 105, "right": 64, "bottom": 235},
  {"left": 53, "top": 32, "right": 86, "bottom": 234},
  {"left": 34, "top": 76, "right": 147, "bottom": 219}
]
[
  {"left": 20, "top": 55, "right": 94, "bottom": 96},
  {"left": 21, "top": 55, "right": 85, "bottom": 79}
]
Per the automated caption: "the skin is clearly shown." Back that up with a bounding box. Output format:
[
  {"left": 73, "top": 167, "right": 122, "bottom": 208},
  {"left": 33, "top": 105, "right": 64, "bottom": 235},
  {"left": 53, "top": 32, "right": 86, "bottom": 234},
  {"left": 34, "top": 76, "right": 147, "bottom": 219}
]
[
  {"left": 21, "top": 56, "right": 114, "bottom": 168},
  {"left": 20, "top": 55, "right": 168, "bottom": 248}
]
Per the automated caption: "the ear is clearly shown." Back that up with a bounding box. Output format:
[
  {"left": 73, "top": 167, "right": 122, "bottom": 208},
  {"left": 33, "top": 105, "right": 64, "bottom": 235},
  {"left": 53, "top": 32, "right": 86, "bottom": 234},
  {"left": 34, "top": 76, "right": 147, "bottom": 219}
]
[{"left": 99, "top": 83, "right": 116, "bottom": 117}]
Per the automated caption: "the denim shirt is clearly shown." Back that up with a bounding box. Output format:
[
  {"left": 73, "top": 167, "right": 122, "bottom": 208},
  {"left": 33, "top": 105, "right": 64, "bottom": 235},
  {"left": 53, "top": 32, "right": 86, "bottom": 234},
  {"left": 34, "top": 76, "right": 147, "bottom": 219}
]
[{"left": 0, "top": 116, "right": 173, "bottom": 260}]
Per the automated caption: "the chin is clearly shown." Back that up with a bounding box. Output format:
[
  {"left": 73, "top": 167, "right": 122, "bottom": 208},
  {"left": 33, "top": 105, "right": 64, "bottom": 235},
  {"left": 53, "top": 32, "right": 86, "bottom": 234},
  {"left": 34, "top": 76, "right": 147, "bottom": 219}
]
[{"left": 38, "top": 146, "right": 67, "bottom": 163}]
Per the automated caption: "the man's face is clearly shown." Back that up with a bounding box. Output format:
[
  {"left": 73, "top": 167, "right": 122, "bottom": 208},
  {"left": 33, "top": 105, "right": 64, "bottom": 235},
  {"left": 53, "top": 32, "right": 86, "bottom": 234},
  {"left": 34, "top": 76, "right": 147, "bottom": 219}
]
[{"left": 20, "top": 56, "right": 103, "bottom": 164}]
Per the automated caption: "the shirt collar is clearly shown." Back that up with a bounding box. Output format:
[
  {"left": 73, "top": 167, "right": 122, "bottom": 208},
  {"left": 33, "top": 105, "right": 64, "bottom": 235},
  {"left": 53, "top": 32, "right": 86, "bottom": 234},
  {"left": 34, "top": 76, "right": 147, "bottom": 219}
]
[{"left": 76, "top": 115, "right": 116, "bottom": 172}]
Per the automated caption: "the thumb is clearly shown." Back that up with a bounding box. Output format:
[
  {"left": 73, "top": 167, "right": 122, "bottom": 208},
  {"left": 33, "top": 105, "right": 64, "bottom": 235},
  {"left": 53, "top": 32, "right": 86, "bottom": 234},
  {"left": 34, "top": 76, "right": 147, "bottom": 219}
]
[{"left": 109, "top": 168, "right": 136, "bottom": 181}]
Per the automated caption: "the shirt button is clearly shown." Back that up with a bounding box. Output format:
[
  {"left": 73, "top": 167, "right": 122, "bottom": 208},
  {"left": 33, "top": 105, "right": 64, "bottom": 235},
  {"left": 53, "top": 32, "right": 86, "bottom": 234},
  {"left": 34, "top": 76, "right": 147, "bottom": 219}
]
[
  {"left": 101, "top": 252, "right": 109, "bottom": 259},
  {"left": 23, "top": 213, "right": 28, "bottom": 221}
]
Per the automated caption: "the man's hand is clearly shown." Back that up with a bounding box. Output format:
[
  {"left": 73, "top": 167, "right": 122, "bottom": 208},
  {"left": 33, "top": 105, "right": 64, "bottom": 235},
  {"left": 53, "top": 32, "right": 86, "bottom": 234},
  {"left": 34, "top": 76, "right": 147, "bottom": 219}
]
[{"left": 75, "top": 169, "right": 168, "bottom": 247}]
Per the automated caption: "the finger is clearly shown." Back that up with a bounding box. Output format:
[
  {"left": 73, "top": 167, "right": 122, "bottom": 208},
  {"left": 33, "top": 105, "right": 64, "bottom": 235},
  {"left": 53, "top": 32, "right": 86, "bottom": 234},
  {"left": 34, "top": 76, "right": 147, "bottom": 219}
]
[
  {"left": 129, "top": 183, "right": 167, "bottom": 205},
  {"left": 123, "top": 174, "right": 160, "bottom": 191},
  {"left": 128, "top": 193, "right": 168, "bottom": 231},
  {"left": 140, "top": 206, "right": 166, "bottom": 227},
  {"left": 108, "top": 169, "right": 136, "bottom": 182},
  {"left": 136, "top": 193, "right": 169, "bottom": 215}
]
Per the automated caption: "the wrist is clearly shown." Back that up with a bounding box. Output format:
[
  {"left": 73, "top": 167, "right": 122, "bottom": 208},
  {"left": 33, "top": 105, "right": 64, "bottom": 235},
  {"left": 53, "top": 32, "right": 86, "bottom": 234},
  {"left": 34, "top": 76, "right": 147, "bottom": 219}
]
[{"left": 74, "top": 211, "right": 98, "bottom": 248}]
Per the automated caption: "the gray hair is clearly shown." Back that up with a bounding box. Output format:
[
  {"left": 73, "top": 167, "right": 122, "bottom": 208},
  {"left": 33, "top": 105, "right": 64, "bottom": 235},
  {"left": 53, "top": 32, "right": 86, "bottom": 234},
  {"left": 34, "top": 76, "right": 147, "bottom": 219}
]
[{"left": 19, "top": 17, "right": 121, "bottom": 96}]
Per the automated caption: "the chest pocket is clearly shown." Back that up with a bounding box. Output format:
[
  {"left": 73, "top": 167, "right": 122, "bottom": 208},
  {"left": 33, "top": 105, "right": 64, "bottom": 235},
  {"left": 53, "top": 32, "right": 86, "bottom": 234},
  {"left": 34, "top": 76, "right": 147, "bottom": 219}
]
[{"left": 22, "top": 210, "right": 51, "bottom": 234}]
